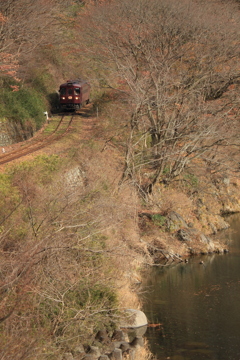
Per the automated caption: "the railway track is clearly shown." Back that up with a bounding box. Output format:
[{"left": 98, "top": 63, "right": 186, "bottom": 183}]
[{"left": 0, "top": 114, "right": 75, "bottom": 165}]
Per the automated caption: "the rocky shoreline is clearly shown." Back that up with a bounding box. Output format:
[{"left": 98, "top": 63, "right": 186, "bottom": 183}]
[
  {"left": 137, "top": 171, "right": 240, "bottom": 265},
  {"left": 60, "top": 310, "right": 148, "bottom": 360}
]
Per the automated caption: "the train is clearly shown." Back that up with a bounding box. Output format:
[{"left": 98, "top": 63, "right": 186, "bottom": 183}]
[{"left": 59, "top": 79, "right": 91, "bottom": 111}]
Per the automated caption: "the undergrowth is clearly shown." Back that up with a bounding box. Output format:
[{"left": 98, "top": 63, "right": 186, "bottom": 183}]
[
  {"left": 0, "top": 153, "right": 124, "bottom": 358},
  {"left": 0, "top": 79, "right": 46, "bottom": 130}
]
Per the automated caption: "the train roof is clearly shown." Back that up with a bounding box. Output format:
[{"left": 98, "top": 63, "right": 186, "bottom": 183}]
[{"left": 60, "top": 79, "right": 89, "bottom": 87}]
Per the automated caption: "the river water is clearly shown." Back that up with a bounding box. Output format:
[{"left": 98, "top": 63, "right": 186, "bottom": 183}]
[{"left": 141, "top": 214, "right": 240, "bottom": 360}]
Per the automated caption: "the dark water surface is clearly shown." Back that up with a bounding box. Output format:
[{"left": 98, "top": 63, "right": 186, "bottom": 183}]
[{"left": 142, "top": 214, "right": 240, "bottom": 360}]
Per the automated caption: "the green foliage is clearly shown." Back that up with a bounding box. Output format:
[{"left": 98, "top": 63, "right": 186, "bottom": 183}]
[
  {"left": 163, "top": 166, "right": 170, "bottom": 175},
  {"left": 8, "top": 154, "right": 61, "bottom": 185},
  {"left": 26, "top": 154, "right": 59, "bottom": 171},
  {"left": 152, "top": 214, "right": 166, "bottom": 227},
  {"left": 31, "top": 71, "right": 55, "bottom": 96},
  {"left": 67, "top": 282, "right": 118, "bottom": 309},
  {"left": 0, "top": 80, "right": 46, "bottom": 129},
  {"left": 0, "top": 173, "right": 20, "bottom": 219},
  {"left": 67, "top": 1, "right": 85, "bottom": 17},
  {"left": 0, "top": 173, "right": 16, "bottom": 198},
  {"left": 37, "top": 279, "right": 118, "bottom": 342},
  {"left": 14, "top": 88, "right": 45, "bottom": 129},
  {"left": 184, "top": 172, "right": 199, "bottom": 187},
  {"left": 47, "top": 92, "right": 60, "bottom": 111},
  {"left": 14, "top": 225, "right": 28, "bottom": 240}
]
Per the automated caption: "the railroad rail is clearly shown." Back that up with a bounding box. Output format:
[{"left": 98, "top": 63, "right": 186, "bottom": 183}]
[{"left": 0, "top": 114, "right": 74, "bottom": 165}]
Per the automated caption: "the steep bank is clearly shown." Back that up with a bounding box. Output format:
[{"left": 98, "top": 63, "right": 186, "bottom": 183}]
[{"left": 138, "top": 168, "right": 240, "bottom": 264}]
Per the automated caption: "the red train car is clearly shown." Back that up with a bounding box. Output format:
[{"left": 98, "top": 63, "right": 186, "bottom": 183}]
[{"left": 59, "top": 79, "right": 91, "bottom": 111}]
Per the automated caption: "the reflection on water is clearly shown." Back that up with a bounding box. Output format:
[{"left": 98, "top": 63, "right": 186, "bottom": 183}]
[{"left": 142, "top": 214, "right": 240, "bottom": 360}]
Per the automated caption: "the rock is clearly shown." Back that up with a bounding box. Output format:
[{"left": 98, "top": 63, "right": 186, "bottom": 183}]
[
  {"left": 111, "top": 341, "right": 122, "bottom": 350},
  {"left": 64, "top": 166, "right": 87, "bottom": 189},
  {"left": 178, "top": 229, "right": 193, "bottom": 242},
  {"left": 209, "top": 222, "right": 218, "bottom": 234},
  {"left": 128, "top": 348, "right": 136, "bottom": 360},
  {"left": 73, "top": 345, "right": 85, "bottom": 356},
  {"left": 109, "top": 348, "right": 122, "bottom": 360},
  {"left": 125, "top": 325, "right": 147, "bottom": 342},
  {"left": 216, "top": 216, "right": 230, "bottom": 230},
  {"left": 95, "top": 329, "right": 111, "bottom": 344},
  {"left": 109, "top": 340, "right": 131, "bottom": 355},
  {"left": 178, "top": 228, "right": 216, "bottom": 250},
  {"left": 119, "top": 341, "right": 131, "bottom": 352},
  {"left": 166, "top": 211, "right": 188, "bottom": 231},
  {"left": 62, "top": 353, "right": 74, "bottom": 360},
  {"left": 88, "top": 346, "right": 101, "bottom": 358},
  {"left": 111, "top": 330, "right": 125, "bottom": 341},
  {"left": 199, "top": 233, "right": 211, "bottom": 244},
  {"left": 130, "top": 336, "right": 144, "bottom": 348},
  {"left": 120, "top": 309, "right": 148, "bottom": 329},
  {"left": 223, "top": 177, "right": 230, "bottom": 186},
  {"left": 82, "top": 355, "right": 97, "bottom": 360}
]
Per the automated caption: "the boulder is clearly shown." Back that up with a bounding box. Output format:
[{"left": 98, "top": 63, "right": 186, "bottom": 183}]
[
  {"left": 88, "top": 346, "right": 101, "bottom": 358},
  {"left": 166, "top": 211, "right": 188, "bottom": 231},
  {"left": 130, "top": 337, "right": 144, "bottom": 348},
  {"left": 120, "top": 309, "right": 148, "bottom": 328},
  {"left": 199, "top": 233, "right": 212, "bottom": 244},
  {"left": 177, "top": 228, "right": 193, "bottom": 242},
  {"left": 119, "top": 341, "right": 131, "bottom": 352},
  {"left": 109, "top": 348, "right": 122, "bottom": 360}
]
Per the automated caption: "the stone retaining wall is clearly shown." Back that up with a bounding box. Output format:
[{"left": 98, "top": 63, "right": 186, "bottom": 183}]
[
  {"left": 61, "top": 326, "right": 147, "bottom": 360},
  {"left": 61, "top": 310, "right": 148, "bottom": 360},
  {"left": 0, "top": 121, "right": 13, "bottom": 146}
]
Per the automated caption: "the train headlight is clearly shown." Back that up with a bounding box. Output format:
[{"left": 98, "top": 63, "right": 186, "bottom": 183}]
[
  {"left": 75, "top": 97, "right": 79, "bottom": 100},
  {"left": 61, "top": 96, "right": 65, "bottom": 100},
  {"left": 68, "top": 96, "right": 72, "bottom": 99}
]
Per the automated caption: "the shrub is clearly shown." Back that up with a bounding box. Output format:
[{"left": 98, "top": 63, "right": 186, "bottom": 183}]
[
  {"left": 0, "top": 80, "right": 46, "bottom": 129},
  {"left": 152, "top": 213, "right": 166, "bottom": 227},
  {"left": 8, "top": 154, "right": 61, "bottom": 185}
]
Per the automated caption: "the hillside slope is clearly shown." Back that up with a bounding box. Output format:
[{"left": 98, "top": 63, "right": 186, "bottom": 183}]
[{"left": 0, "top": 96, "right": 238, "bottom": 359}]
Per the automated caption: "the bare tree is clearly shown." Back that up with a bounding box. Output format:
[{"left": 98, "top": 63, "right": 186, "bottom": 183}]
[
  {"left": 0, "top": 159, "right": 128, "bottom": 358},
  {"left": 81, "top": 0, "right": 240, "bottom": 194},
  {"left": 0, "top": 0, "right": 72, "bottom": 81}
]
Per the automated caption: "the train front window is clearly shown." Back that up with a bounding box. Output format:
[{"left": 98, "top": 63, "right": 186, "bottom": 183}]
[
  {"left": 60, "top": 88, "right": 66, "bottom": 95},
  {"left": 68, "top": 89, "right": 73, "bottom": 95},
  {"left": 75, "top": 88, "right": 80, "bottom": 95}
]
